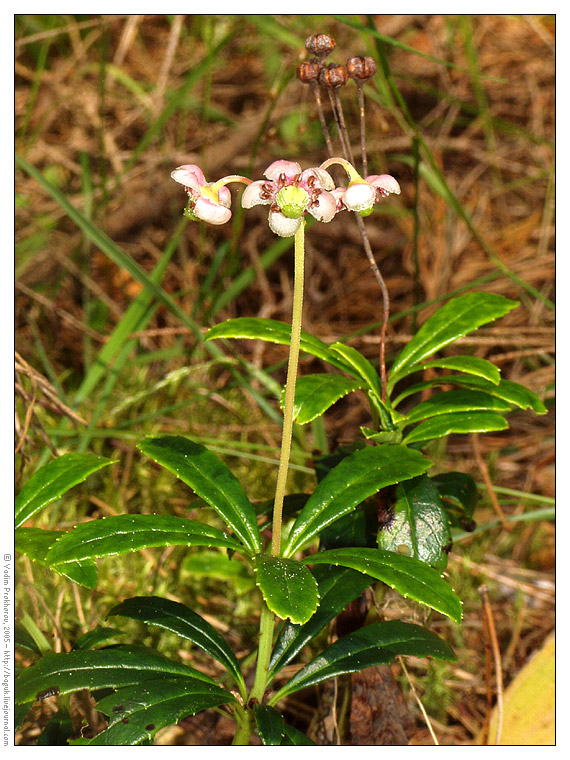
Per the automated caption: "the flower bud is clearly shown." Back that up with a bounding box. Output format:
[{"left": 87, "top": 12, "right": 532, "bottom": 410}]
[
  {"left": 346, "top": 56, "right": 377, "bottom": 81},
  {"left": 319, "top": 63, "right": 348, "bottom": 89},
  {"left": 305, "top": 33, "right": 336, "bottom": 57},
  {"left": 275, "top": 186, "right": 310, "bottom": 219},
  {"left": 296, "top": 58, "right": 321, "bottom": 84}
]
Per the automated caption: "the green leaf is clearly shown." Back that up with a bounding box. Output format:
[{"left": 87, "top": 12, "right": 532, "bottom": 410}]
[
  {"left": 303, "top": 547, "right": 462, "bottom": 623},
  {"left": 318, "top": 501, "right": 378, "bottom": 551},
  {"left": 15, "top": 528, "right": 98, "bottom": 589},
  {"left": 402, "top": 411, "right": 509, "bottom": 444},
  {"left": 404, "top": 355, "right": 501, "bottom": 384},
  {"left": 253, "top": 555, "right": 320, "bottom": 624},
  {"left": 404, "top": 389, "right": 511, "bottom": 423},
  {"left": 205, "top": 318, "right": 350, "bottom": 372},
  {"left": 431, "top": 472, "right": 478, "bottom": 531},
  {"left": 283, "top": 445, "right": 432, "bottom": 557},
  {"left": 137, "top": 436, "right": 261, "bottom": 555},
  {"left": 182, "top": 550, "right": 255, "bottom": 594},
  {"left": 377, "top": 475, "right": 452, "bottom": 569},
  {"left": 393, "top": 375, "right": 548, "bottom": 414},
  {"left": 329, "top": 342, "right": 393, "bottom": 422},
  {"left": 45, "top": 514, "right": 244, "bottom": 567},
  {"left": 74, "top": 677, "right": 236, "bottom": 745},
  {"left": 389, "top": 293, "right": 518, "bottom": 387},
  {"left": 267, "top": 565, "right": 372, "bottom": 682},
  {"left": 15, "top": 453, "right": 114, "bottom": 528},
  {"left": 255, "top": 705, "right": 285, "bottom": 746},
  {"left": 15, "top": 647, "right": 214, "bottom": 704},
  {"left": 270, "top": 621, "right": 456, "bottom": 703},
  {"left": 73, "top": 627, "right": 125, "bottom": 650},
  {"left": 108, "top": 597, "right": 246, "bottom": 697},
  {"left": 281, "top": 723, "right": 316, "bottom": 745},
  {"left": 281, "top": 374, "right": 364, "bottom": 424}
]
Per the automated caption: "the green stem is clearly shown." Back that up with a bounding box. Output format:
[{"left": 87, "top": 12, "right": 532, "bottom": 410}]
[{"left": 271, "top": 220, "right": 305, "bottom": 557}]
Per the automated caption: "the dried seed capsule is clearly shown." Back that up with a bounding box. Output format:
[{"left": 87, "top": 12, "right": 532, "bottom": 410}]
[
  {"left": 319, "top": 62, "right": 348, "bottom": 89},
  {"left": 296, "top": 58, "right": 321, "bottom": 83},
  {"left": 346, "top": 56, "right": 377, "bottom": 81},
  {"left": 305, "top": 33, "right": 336, "bottom": 57}
]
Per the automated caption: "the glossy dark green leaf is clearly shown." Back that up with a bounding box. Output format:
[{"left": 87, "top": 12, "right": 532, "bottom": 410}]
[
  {"left": 267, "top": 565, "right": 372, "bottom": 682},
  {"left": 15, "top": 453, "right": 114, "bottom": 528},
  {"left": 108, "top": 596, "right": 245, "bottom": 696},
  {"left": 281, "top": 374, "right": 364, "bottom": 424},
  {"left": 403, "top": 411, "right": 509, "bottom": 444},
  {"left": 15, "top": 527, "right": 98, "bottom": 589},
  {"left": 412, "top": 355, "right": 500, "bottom": 384},
  {"left": 255, "top": 704, "right": 285, "bottom": 746},
  {"left": 283, "top": 445, "right": 432, "bottom": 557},
  {"left": 253, "top": 555, "right": 320, "bottom": 624},
  {"left": 281, "top": 723, "right": 316, "bottom": 745},
  {"left": 404, "top": 389, "right": 511, "bottom": 423},
  {"left": 16, "top": 647, "right": 214, "bottom": 704},
  {"left": 377, "top": 475, "right": 452, "bottom": 569},
  {"left": 138, "top": 436, "right": 261, "bottom": 554},
  {"left": 205, "top": 317, "right": 350, "bottom": 371},
  {"left": 270, "top": 621, "right": 456, "bottom": 703},
  {"left": 389, "top": 293, "right": 518, "bottom": 387},
  {"left": 318, "top": 501, "right": 378, "bottom": 551},
  {"left": 431, "top": 472, "right": 478, "bottom": 530},
  {"left": 330, "top": 342, "right": 393, "bottom": 423},
  {"left": 74, "top": 677, "right": 236, "bottom": 745},
  {"left": 73, "top": 627, "right": 124, "bottom": 650},
  {"left": 15, "top": 626, "right": 41, "bottom": 655},
  {"left": 45, "top": 514, "right": 243, "bottom": 567},
  {"left": 37, "top": 716, "right": 74, "bottom": 745},
  {"left": 393, "top": 375, "right": 547, "bottom": 415},
  {"left": 303, "top": 547, "right": 462, "bottom": 623}
]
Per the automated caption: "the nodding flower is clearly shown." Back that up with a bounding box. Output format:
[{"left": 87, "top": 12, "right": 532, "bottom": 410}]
[
  {"left": 171, "top": 164, "right": 251, "bottom": 225},
  {"left": 320, "top": 157, "right": 400, "bottom": 217},
  {"left": 241, "top": 160, "right": 337, "bottom": 237}
]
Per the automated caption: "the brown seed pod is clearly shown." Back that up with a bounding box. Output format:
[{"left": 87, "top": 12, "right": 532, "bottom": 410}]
[
  {"left": 296, "top": 58, "right": 321, "bottom": 84},
  {"left": 305, "top": 33, "right": 336, "bottom": 57},
  {"left": 346, "top": 55, "right": 377, "bottom": 81},
  {"left": 319, "top": 62, "right": 348, "bottom": 89}
]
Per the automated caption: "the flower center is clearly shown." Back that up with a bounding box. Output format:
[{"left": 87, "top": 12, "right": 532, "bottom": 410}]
[{"left": 276, "top": 186, "right": 310, "bottom": 219}]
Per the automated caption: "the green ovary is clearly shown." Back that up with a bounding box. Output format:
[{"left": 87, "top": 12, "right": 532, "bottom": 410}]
[{"left": 276, "top": 186, "right": 310, "bottom": 219}]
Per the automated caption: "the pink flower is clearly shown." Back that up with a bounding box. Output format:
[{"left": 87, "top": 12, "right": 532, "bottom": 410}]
[
  {"left": 242, "top": 160, "right": 337, "bottom": 237},
  {"left": 171, "top": 164, "right": 251, "bottom": 225},
  {"left": 320, "top": 158, "right": 400, "bottom": 217}
]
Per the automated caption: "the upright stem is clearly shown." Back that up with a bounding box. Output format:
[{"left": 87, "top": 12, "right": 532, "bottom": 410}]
[{"left": 271, "top": 221, "right": 305, "bottom": 557}]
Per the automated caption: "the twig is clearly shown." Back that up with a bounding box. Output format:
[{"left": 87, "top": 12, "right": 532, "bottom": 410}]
[
  {"left": 471, "top": 434, "right": 511, "bottom": 532},
  {"left": 399, "top": 657, "right": 439, "bottom": 745},
  {"left": 478, "top": 585, "right": 504, "bottom": 745}
]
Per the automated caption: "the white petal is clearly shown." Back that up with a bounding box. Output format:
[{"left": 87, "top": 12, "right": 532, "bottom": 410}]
[
  {"left": 268, "top": 211, "right": 302, "bottom": 237},
  {"left": 171, "top": 164, "right": 206, "bottom": 191},
  {"left": 309, "top": 191, "right": 337, "bottom": 223},
  {"left": 299, "top": 167, "right": 335, "bottom": 191},
  {"left": 241, "top": 180, "right": 274, "bottom": 208},
  {"left": 366, "top": 174, "right": 401, "bottom": 196},
  {"left": 343, "top": 183, "right": 376, "bottom": 212},
  {"left": 264, "top": 160, "right": 302, "bottom": 183},
  {"left": 194, "top": 196, "right": 232, "bottom": 225}
]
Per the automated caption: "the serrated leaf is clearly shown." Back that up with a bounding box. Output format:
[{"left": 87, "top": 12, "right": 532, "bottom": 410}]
[
  {"left": 108, "top": 597, "right": 245, "bottom": 695},
  {"left": 253, "top": 555, "right": 320, "bottom": 624},
  {"left": 255, "top": 704, "right": 285, "bottom": 746},
  {"left": 283, "top": 445, "right": 432, "bottom": 557},
  {"left": 405, "top": 389, "right": 511, "bottom": 423},
  {"left": 15, "top": 527, "right": 98, "bottom": 589},
  {"left": 303, "top": 547, "right": 462, "bottom": 623},
  {"left": 281, "top": 374, "right": 364, "bottom": 424},
  {"left": 75, "top": 677, "right": 236, "bottom": 745},
  {"left": 411, "top": 355, "right": 501, "bottom": 384},
  {"left": 15, "top": 453, "right": 114, "bottom": 528},
  {"left": 377, "top": 475, "right": 452, "bottom": 569},
  {"left": 431, "top": 472, "right": 478, "bottom": 530},
  {"left": 267, "top": 565, "right": 372, "bottom": 682},
  {"left": 45, "top": 514, "right": 243, "bottom": 567},
  {"left": 137, "top": 436, "right": 261, "bottom": 555},
  {"left": 393, "top": 375, "right": 548, "bottom": 414},
  {"left": 403, "top": 411, "right": 509, "bottom": 444},
  {"left": 205, "top": 317, "right": 350, "bottom": 371},
  {"left": 15, "top": 647, "right": 213, "bottom": 704},
  {"left": 389, "top": 293, "right": 518, "bottom": 386},
  {"left": 270, "top": 621, "right": 456, "bottom": 703}
]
